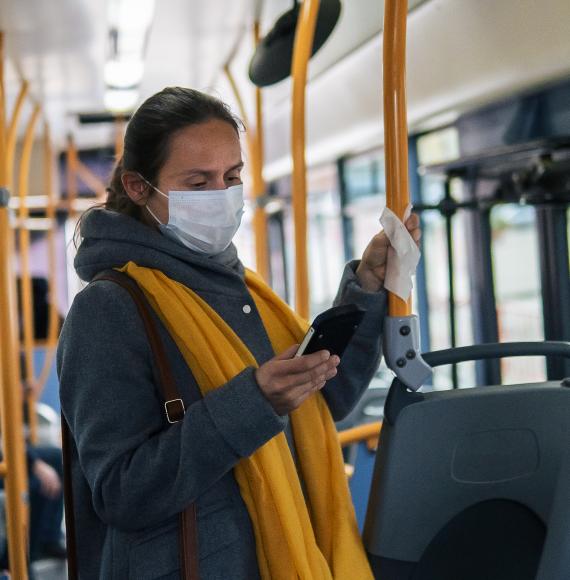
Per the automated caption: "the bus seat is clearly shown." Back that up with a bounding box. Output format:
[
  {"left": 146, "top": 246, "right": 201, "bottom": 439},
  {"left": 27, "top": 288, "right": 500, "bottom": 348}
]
[
  {"left": 363, "top": 377, "right": 570, "bottom": 580},
  {"left": 535, "top": 449, "right": 570, "bottom": 579}
]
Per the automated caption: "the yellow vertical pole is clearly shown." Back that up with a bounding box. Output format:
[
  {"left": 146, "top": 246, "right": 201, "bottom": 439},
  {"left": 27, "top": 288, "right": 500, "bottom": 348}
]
[
  {"left": 250, "top": 21, "right": 270, "bottom": 281},
  {"left": 17, "top": 104, "right": 41, "bottom": 445},
  {"left": 224, "top": 27, "right": 270, "bottom": 281},
  {"left": 67, "top": 135, "right": 79, "bottom": 219},
  {"left": 6, "top": 80, "right": 29, "bottom": 191},
  {"left": 115, "top": 116, "right": 125, "bottom": 160},
  {"left": 36, "top": 120, "right": 59, "bottom": 391},
  {"left": 291, "top": 0, "right": 320, "bottom": 319},
  {"left": 383, "top": 0, "right": 412, "bottom": 317},
  {"left": 0, "top": 31, "right": 30, "bottom": 580}
]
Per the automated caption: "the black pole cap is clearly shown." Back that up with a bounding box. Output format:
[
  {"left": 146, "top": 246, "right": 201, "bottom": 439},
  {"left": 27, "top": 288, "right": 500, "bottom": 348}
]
[{"left": 248, "top": 0, "right": 342, "bottom": 88}]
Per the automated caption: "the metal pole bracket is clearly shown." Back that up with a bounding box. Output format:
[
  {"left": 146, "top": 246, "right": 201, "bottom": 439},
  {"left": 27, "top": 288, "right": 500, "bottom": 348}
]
[
  {"left": 384, "top": 315, "right": 433, "bottom": 391},
  {"left": 0, "top": 187, "right": 10, "bottom": 208}
]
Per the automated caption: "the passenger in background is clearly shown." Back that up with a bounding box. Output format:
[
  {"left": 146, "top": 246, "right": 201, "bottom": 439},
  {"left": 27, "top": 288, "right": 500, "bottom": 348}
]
[
  {"left": 23, "top": 380, "right": 66, "bottom": 563},
  {"left": 58, "top": 87, "right": 420, "bottom": 579}
]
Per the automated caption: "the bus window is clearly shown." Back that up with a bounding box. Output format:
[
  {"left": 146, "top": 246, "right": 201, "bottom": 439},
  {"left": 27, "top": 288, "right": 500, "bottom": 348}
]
[
  {"left": 421, "top": 175, "right": 475, "bottom": 389},
  {"left": 342, "top": 150, "right": 386, "bottom": 258},
  {"left": 490, "top": 204, "right": 545, "bottom": 384},
  {"left": 306, "top": 165, "right": 344, "bottom": 317}
]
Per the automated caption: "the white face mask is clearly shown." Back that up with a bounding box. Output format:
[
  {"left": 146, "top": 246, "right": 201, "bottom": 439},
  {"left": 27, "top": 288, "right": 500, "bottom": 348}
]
[{"left": 143, "top": 179, "right": 245, "bottom": 255}]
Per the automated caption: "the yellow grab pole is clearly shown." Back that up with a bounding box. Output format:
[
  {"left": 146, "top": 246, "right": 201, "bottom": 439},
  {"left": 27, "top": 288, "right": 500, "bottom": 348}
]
[
  {"left": 115, "top": 116, "right": 125, "bottom": 160},
  {"left": 36, "top": 120, "right": 59, "bottom": 393},
  {"left": 66, "top": 135, "right": 79, "bottom": 218},
  {"left": 0, "top": 31, "right": 30, "bottom": 580},
  {"left": 6, "top": 80, "right": 29, "bottom": 191},
  {"left": 223, "top": 64, "right": 250, "bottom": 129},
  {"left": 291, "top": 0, "right": 320, "bottom": 319},
  {"left": 383, "top": 0, "right": 412, "bottom": 317},
  {"left": 250, "top": 21, "right": 270, "bottom": 281},
  {"left": 18, "top": 103, "right": 41, "bottom": 444},
  {"left": 224, "top": 23, "right": 270, "bottom": 281},
  {"left": 338, "top": 421, "right": 383, "bottom": 448}
]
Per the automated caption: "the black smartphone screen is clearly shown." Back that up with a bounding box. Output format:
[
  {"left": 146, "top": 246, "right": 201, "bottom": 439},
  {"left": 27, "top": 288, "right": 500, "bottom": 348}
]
[{"left": 296, "top": 304, "right": 366, "bottom": 358}]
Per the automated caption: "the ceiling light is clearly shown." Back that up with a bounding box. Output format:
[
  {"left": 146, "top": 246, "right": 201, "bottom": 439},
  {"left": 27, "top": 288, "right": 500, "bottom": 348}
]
[
  {"left": 104, "top": 59, "right": 144, "bottom": 88},
  {"left": 104, "top": 88, "right": 139, "bottom": 112}
]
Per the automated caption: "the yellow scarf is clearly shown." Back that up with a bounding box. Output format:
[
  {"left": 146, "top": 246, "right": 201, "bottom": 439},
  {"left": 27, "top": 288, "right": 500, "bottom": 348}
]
[{"left": 119, "top": 262, "right": 373, "bottom": 580}]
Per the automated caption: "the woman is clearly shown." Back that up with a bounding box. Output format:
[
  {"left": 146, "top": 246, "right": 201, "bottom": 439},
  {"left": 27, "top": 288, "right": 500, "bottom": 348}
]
[{"left": 58, "top": 87, "right": 420, "bottom": 580}]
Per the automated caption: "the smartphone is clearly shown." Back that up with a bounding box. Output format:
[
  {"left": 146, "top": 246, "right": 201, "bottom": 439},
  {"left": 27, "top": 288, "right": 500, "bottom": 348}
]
[{"left": 295, "top": 304, "right": 366, "bottom": 358}]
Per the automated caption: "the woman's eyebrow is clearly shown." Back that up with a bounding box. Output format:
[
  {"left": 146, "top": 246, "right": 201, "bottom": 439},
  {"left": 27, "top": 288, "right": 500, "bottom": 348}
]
[{"left": 173, "top": 162, "right": 244, "bottom": 179}]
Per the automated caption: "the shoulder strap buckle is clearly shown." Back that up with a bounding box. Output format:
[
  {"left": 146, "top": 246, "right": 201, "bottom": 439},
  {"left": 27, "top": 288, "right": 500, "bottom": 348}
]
[{"left": 165, "top": 398, "right": 186, "bottom": 424}]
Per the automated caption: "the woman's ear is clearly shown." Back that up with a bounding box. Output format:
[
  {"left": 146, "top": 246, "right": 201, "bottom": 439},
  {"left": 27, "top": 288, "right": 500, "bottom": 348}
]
[{"left": 122, "top": 172, "right": 151, "bottom": 206}]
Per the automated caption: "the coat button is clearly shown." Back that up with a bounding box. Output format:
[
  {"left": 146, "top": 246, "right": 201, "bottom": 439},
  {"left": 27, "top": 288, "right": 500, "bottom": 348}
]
[{"left": 242, "top": 304, "right": 252, "bottom": 314}]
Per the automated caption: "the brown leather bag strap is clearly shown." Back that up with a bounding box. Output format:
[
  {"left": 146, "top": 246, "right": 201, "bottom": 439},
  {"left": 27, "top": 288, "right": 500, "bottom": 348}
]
[
  {"left": 95, "top": 270, "right": 186, "bottom": 423},
  {"left": 62, "top": 270, "right": 199, "bottom": 580}
]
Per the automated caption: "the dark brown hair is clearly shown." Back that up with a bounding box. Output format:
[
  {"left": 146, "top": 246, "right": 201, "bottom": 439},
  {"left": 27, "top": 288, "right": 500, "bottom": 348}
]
[{"left": 105, "top": 87, "right": 242, "bottom": 220}]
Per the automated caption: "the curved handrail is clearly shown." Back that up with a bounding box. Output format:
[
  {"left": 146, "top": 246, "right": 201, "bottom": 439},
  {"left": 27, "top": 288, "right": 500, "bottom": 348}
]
[
  {"left": 423, "top": 341, "right": 570, "bottom": 368},
  {"left": 36, "top": 121, "right": 60, "bottom": 395},
  {"left": 17, "top": 103, "right": 41, "bottom": 444},
  {"left": 6, "top": 80, "right": 29, "bottom": 191},
  {"left": 224, "top": 22, "right": 270, "bottom": 281},
  {"left": 0, "top": 31, "right": 31, "bottom": 580},
  {"left": 338, "top": 421, "right": 383, "bottom": 449}
]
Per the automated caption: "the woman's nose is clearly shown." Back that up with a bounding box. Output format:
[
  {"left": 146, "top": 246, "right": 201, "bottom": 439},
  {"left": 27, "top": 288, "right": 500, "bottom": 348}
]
[{"left": 211, "top": 177, "right": 228, "bottom": 190}]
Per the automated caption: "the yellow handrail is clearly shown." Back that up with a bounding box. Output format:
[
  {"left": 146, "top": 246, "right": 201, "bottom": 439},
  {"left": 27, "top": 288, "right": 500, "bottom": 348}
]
[
  {"left": 338, "top": 421, "right": 382, "bottom": 448},
  {"left": 17, "top": 103, "right": 41, "bottom": 444},
  {"left": 383, "top": 0, "right": 412, "bottom": 317},
  {"left": 291, "top": 0, "right": 320, "bottom": 319},
  {"left": 0, "top": 30, "right": 30, "bottom": 580},
  {"left": 224, "top": 25, "right": 270, "bottom": 281},
  {"left": 66, "top": 135, "right": 79, "bottom": 218},
  {"left": 250, "top": 20, "right": 270, "bottom": 282},
  {"left": 6, "top": 80, "right": 29, "bottom": 191},
  {"left": 36, "top": 121, "right": 60, "bottom": 394},
  {"left": 115, "top": 116, "right": 126, "bottom": 160}
]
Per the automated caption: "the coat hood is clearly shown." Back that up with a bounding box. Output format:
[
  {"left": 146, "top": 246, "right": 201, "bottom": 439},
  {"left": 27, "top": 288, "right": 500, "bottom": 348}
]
[{"left": 74, "top": 209, "right": 244, "bottom": 283}]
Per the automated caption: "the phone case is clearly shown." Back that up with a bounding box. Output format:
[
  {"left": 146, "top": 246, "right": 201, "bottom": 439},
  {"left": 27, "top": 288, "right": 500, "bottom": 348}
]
[{"left": 296, "top": 304, "right": 366, "bottom": 357}]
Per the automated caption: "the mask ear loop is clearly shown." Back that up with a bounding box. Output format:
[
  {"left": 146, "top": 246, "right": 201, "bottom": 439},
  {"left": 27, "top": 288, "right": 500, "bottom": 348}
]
[{"left": 137, "top": 173, "right": 168, "bottom": 225}]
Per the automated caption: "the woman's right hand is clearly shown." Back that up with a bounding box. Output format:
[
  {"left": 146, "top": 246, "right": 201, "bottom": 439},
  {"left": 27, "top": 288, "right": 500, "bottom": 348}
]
[{"left": 255, "top": 345, "right": 340, "bottom": 416}]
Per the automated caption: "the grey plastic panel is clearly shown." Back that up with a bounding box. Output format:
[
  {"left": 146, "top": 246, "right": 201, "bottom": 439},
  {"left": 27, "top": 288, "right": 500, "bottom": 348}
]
[
  {"left": 363, "top": 381, "right": 570, "bottom": 562},
  {"left": 535, "top": 451, "right": 570, "bottom": 580},
  {"left": 383, "top": 316, "right": 432, "bottom": 390}
]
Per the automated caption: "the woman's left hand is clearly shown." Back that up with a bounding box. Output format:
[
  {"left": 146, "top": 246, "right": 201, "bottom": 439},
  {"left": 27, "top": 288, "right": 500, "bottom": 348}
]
[{"left": 355, "top": 213, "right": 421, "bottom": 293}]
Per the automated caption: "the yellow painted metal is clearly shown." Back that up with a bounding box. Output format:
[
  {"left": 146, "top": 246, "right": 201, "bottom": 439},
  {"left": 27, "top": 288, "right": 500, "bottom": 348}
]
[
  {"left": 17, "top": 103, "right": 41, "bottom": 445},
  {"left": 0, "top": 30, "right": 31, "bottom": 580},
  {"left": 224, "top": 64, "right": 250, "bottom": 128},
  {"left": 338, "top": 421, "right": 382, "bottom": 448},
  {"left": 36, "top": 121, "right": 60, "bottom": 394},
  {"left": 383, "top": 0, "right": 412, "bottom": 317},
  {"left": 6, "top": 80, "right": 29, "bottom": 191},
  {"left": 76, "top": 158, "right": 107, "bottom": 200},
  {"left": 224, "top": 23, "right": 270, "bottom": 281},
  {"left": 66, "top": 135, "right": 79, "bottom": 217},
  {"left": 115, "top": 116, "right": 126, "bottom": 160},
  {"left": 291, "top": 0, "right": 320, "bottom": 319},
  {"left": 250, "top": 21, "right": 270, "bottom": 281}
]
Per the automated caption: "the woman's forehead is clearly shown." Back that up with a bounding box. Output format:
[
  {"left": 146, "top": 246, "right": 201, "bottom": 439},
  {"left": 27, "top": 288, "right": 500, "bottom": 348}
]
[{"left": 167, "top": 119, "right": 241, "bottom": 165}]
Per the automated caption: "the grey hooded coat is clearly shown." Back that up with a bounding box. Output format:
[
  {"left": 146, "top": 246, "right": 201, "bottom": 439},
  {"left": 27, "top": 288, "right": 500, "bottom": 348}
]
[{"left": 57, "top": 209, "right": 387, "bottom": 580}]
